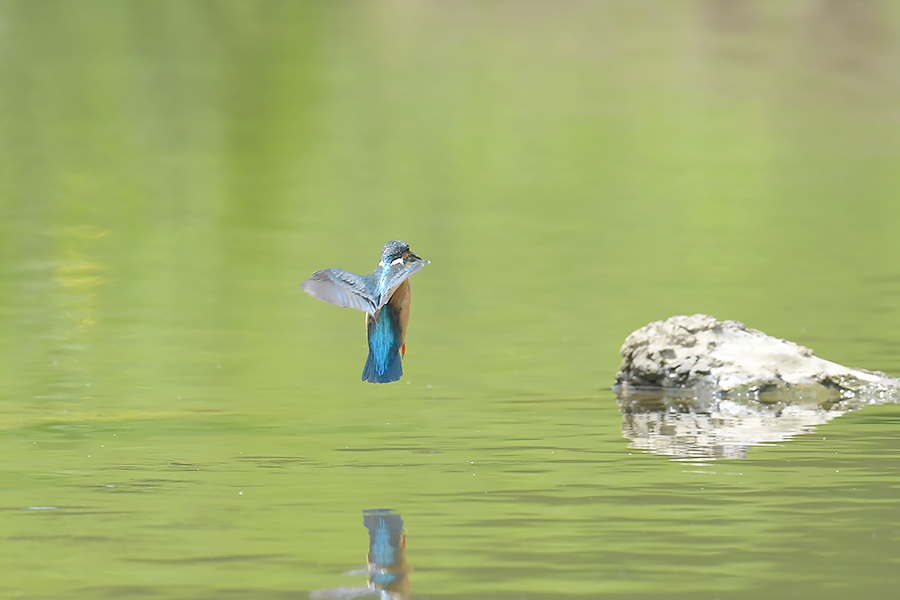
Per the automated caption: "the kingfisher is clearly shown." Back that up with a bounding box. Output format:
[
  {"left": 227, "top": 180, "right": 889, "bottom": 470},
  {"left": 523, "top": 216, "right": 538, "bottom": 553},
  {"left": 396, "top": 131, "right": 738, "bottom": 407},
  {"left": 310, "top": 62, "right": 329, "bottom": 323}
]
[
  {"left": 301, "top": 240, "right": 430, "bottom": 384},
  {"left": 362, "top": 509, "right": 410, "bottom": 592}
]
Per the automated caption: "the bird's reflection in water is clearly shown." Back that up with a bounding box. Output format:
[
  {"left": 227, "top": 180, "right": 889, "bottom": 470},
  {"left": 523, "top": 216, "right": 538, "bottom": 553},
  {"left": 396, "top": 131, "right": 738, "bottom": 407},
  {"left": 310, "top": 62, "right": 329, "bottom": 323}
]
[{"left": 311, "top": 509, "right": 412, "bottom": 600}]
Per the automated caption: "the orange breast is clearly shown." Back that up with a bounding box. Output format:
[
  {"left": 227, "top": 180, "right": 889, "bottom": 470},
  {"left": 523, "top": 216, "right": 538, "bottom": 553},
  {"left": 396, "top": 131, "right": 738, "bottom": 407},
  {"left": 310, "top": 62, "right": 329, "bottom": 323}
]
[{"left": 388, "top": 279, "right": 412, "bottom": 349}]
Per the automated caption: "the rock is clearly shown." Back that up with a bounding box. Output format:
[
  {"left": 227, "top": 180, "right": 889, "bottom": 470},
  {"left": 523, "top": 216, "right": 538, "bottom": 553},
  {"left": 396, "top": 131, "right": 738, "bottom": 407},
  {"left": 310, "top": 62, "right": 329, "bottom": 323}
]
[{"left": 614, "top": 314, "right": 900, "bottom": 410}]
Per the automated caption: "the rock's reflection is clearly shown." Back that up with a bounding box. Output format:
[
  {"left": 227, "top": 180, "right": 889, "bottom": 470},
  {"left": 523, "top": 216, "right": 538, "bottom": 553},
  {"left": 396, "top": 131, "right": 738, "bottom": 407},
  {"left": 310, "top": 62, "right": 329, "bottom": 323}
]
[
  {"left": 616, "top": 388, "right": 849, "bottom": 460},
  {"left": 311, "top": 509, "right": 412, "bottom": 600}
]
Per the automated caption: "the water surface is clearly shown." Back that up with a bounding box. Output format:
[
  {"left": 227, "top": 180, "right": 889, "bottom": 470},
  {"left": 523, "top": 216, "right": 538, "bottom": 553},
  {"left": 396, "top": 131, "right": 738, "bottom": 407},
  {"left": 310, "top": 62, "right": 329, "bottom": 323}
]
[{"left": 1, "top": 2, "right": 899, "bottom": 598}]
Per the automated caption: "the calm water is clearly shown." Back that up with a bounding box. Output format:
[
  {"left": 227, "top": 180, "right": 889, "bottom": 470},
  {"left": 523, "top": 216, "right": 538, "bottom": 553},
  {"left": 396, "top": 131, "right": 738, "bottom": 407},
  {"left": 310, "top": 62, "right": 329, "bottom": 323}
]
[{"left": 2, "top": 1, "right": 900, "bottom": 598}]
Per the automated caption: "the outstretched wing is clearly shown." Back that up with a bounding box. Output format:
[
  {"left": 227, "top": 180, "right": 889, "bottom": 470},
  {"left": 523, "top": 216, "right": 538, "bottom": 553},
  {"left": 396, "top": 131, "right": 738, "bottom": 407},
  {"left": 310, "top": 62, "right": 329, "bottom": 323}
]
[
  {"left": 301, "top": 268, "right": 377, "bottom": 314},
  {"left": 376, "top": 260, "right": 430, "bottom": 311}
]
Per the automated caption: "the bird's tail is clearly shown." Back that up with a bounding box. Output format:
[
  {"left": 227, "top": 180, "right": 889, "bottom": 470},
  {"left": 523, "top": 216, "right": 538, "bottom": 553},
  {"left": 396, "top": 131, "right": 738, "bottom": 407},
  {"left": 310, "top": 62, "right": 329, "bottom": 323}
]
[
  {"left": 362, "top": 307, "right": 404, "bottom": 384},
  {"left": 362, "top": 346, "right": 403, "bottom": 383}
]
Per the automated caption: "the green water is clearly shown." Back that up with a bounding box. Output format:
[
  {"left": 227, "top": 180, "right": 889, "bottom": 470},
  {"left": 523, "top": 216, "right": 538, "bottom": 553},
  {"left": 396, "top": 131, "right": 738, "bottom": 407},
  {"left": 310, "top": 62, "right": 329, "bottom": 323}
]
[{"left": 2, "top": 2, "right": 899, "bottom": 598}]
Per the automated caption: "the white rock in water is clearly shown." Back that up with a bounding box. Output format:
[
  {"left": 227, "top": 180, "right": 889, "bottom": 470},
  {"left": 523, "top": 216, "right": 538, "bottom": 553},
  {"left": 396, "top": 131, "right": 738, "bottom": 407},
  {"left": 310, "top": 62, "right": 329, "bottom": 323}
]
[{"left": 615, "top": 314, "right": 900, "bottom": 407}]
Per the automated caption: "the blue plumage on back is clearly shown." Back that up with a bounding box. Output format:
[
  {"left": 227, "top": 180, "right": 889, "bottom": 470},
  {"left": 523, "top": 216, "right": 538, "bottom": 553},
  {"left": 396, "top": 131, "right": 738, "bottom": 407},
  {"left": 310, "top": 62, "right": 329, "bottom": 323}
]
[{"left": 362, "top": 300, "right": 405, "bottom": 383}]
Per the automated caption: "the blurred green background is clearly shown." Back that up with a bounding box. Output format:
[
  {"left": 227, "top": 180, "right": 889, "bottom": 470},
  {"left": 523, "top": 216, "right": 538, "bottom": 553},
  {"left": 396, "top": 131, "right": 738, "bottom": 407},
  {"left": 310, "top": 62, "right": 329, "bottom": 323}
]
[{"left": 1, "top": 1, "right": 899, "bottom": 598}]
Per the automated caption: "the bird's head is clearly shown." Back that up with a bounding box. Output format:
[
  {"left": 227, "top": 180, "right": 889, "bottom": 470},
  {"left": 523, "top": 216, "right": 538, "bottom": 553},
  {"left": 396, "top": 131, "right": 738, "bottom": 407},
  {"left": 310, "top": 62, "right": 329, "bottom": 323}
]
[{"left": 380, "top": 240, "right": 425, "bottom": 267}]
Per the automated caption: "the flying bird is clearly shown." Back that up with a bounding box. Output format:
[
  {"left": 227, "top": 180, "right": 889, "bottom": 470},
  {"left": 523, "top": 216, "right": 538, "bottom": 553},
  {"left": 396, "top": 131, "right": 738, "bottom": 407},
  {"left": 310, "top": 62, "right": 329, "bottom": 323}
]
[{"left": 301, "top": 240, "right": 430, "bottom": 383}]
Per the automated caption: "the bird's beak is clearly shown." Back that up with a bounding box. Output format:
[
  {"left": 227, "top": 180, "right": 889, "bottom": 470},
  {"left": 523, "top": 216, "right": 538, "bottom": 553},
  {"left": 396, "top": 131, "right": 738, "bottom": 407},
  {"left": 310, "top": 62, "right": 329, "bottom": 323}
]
[{"left": 408, "top": 251, "right": 425, "bottom": 263}]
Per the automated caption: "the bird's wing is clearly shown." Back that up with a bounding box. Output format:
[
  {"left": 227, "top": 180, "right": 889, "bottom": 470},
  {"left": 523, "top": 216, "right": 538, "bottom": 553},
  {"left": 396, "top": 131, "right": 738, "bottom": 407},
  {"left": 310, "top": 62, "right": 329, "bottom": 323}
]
[
  {"left": 376, "top": 260, "right": 430, "bottom": 311},
  {"left": 301, "top": 268, "right": 377, "bottom": 314}
]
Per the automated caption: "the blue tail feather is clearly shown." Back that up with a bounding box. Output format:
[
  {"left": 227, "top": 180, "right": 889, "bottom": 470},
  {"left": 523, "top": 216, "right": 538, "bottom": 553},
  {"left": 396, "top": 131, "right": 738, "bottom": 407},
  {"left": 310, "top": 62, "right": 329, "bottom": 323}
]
[
  {"left": 362, "top": 305, "right": 404, "bottom": 384},
  {"left": 362, "top": 347, "right": 403, "bottom": 383}
]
